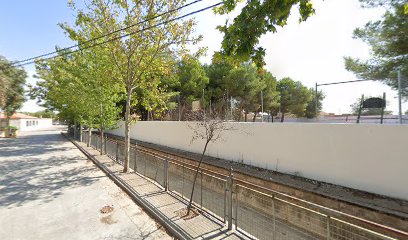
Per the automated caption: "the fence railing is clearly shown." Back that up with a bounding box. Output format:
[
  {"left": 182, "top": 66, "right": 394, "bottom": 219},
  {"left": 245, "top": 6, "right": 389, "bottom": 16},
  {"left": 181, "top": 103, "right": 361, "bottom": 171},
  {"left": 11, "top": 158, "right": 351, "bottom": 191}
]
[{"left": 78, "top": 131, "right": 403, "bottom": 240}]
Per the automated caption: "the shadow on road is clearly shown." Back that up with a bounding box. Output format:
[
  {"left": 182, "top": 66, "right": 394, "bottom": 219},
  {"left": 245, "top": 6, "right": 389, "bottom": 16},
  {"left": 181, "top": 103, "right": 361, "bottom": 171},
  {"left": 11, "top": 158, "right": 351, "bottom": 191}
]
[{"left": 0, "top": 130, "right": 101, "bottom": 208}]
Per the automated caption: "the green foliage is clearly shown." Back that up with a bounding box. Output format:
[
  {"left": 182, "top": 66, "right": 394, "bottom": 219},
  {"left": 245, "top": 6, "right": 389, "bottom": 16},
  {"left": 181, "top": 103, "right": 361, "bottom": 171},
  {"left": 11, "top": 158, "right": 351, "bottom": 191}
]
[
  {"left": 344, "top": 0, "right": 408, "bottom": 96},
  {"left": 176, "top": 55, "right": 209, "bottom": 105},
  {"left": 304, "top": 89, "right": 325, "bottom": 119},
  {"left": 31, "top": 43, "right": 121, "bottom": 132},
  {"left": 22, "top": 110, "right": 56, "bottom": 119},
  {"left": 277, "top": 77, "right": 312, "bottom": 121},
  {"left": 58, "top": 0, "right": 201, "bottom": 171},
  {"left": 0, "top": 56, "right": 27, "bottom": 118},
  {"left": 203, "top": 59, "right": 234, "bottom": 116},
  {"left": 225, "top": 63, "right": 264, "bottom": 121},
  {"left": 2, "top": 125, "right": 18, "bottom": 130},
  {"left": 259, "top": 70, "right": 279, "bottom": 116},
  {"left": 215, "top": 0, "right": 315, "bottom": 67}
]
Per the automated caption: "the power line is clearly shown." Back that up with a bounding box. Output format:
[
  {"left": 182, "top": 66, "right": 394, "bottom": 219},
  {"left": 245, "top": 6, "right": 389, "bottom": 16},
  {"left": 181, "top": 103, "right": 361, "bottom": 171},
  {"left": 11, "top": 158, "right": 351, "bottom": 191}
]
[
  {"left": 11, "top": 0, "right": 207, "bottom": 66},
  {"left": 317, "top": 79, "right": 375, "bottom": 87}
]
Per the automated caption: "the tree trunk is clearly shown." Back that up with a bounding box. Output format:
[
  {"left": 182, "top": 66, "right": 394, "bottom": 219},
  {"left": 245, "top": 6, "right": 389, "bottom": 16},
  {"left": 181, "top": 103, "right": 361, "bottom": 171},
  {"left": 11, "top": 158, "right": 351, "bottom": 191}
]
[
  {"left": 100, "top": 129, "right": 104, "bottom": 155},
  {"left": 123, "top": 89, "right": 132, "bottom": 173},
  {"left": 87, "top": 128, "right": 92, "bottom": 147},
  {"left": 6, "top": 117, "right": 10, "bottom": 136},
  {"left": 280, "top": 112, "right": 285, "bottom": 122},
  {"left": 187, "top": 140, "right": 209, "bottom": 215},
  {"left": 73, "top": 123, "right": 77, "bottom": 139},
  {"left": 270, "top": 111, "right": 274, "bottom": 123},
  {"left": 244, "top": 111, "right": 248, "bottom": 122}
]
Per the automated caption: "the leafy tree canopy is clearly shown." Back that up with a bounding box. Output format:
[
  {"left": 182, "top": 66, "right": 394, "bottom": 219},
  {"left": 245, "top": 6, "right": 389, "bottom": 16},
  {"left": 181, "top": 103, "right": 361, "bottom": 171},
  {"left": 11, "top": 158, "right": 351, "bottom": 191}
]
[
  {"left": 304, "top": 89, "right": 324, "bottom": 119},
  {"left": 215, "top": 0, "right": 315, "bottom": 67},
  {"left": 277, "top": 77, "right": 312, "bottom": 121},
  {"left": 0, "top": 56, "right": 27, "bottom": 118},
  {"left": 344, "top": 0, "right": 408, "bottom": 96}
]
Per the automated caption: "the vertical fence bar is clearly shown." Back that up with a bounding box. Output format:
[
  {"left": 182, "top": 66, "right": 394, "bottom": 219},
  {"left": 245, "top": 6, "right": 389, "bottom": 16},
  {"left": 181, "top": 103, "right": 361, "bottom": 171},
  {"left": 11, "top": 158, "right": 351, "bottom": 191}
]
[
  {"left": 224, "top": 181, "right": 227, "bottom": 223},
  {"left": 326, "top": 216, "right": 331, "bottom": 240},
  {"left": 200, "top": 169, "right": 203, "bottom": 211},
  {"left": 272, "top": 196, "right": 276, "bottom": 240},
  {"left": 182, "top": 161, "right": 185, "bottom": 198},
  {"left": 116, "top": 142, "right": 119, "bottom": 162},
  {"left": 234, "top": 188, "right": 238, "bottom": 230},
  {"left": 164, "top": 160, "right": 169, "bottom": 191},
  {"left": 228, "top": 170, "right": 233, "bottom": 230},
  {"left": 104, "top": 136, "right": 107, "bottom": 155},
  {"left": 134, "top": 148, "right": 137, "bottom": 172}
]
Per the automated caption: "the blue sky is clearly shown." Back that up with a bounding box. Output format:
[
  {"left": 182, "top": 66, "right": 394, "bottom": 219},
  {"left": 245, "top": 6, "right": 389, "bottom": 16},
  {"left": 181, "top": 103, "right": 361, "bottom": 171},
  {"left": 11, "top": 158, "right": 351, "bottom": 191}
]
[{"left": 0, "top": 0, "right": 404, "bottom": 114}]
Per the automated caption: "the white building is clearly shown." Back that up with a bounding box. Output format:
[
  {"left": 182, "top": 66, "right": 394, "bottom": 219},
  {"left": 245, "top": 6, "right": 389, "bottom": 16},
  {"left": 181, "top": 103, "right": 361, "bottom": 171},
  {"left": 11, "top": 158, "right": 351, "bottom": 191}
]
[{"left": 0, "top": 112, "right": 53, "bottom": 131}]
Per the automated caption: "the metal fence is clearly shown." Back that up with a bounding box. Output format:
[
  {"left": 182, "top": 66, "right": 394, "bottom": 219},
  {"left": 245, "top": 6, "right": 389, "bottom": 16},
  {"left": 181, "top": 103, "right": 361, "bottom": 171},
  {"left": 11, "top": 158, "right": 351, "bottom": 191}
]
[
  {"left": 78, "top": 132, "right": 402, "bottom": 240},
  {"left": 233, "top": 184, "right": 393, "bottom": 240}
]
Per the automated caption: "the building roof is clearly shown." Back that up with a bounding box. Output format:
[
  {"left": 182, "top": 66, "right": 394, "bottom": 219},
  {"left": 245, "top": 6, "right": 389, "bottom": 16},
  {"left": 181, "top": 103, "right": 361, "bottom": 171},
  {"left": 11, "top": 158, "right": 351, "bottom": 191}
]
[{"left": 0, "top": 112, "right": 37, "bottom": 119}]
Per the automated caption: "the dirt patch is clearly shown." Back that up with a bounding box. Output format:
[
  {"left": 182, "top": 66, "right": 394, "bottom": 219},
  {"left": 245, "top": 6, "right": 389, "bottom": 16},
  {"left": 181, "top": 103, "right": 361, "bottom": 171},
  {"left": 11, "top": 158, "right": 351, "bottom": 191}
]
[
  {"left": 100, "top": 214, "right": 117, "bottom": 225},
  {"left": 100, "top": 205, "right": 114, "bottom": 214},
  {"left": 175, "top": 207, "right": 199, "bottom": 220}
]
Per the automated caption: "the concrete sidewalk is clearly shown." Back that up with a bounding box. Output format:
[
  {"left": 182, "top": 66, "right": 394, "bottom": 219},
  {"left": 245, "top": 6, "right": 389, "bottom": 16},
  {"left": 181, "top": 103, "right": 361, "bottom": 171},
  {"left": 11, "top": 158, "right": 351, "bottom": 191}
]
[
  {"left": 0, "top": 127, "right": 170, "bottom": 240},
  {"left": 74, "top": 139, "right": 248, "bottom": 240}
]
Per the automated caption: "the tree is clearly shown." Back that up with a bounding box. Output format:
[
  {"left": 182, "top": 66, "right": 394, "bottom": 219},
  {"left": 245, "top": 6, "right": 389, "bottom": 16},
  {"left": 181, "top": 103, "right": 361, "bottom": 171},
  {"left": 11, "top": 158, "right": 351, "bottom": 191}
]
[
  {"left": 304, "top": 89, "right": 325, "bottom": 119},
  {"left": 32, "top": 45, "right": 121, "bottom": 148},
  {"left": 344, "top": 0, "right": 408, "bottom": 96},
  {"left": 174, "top": 55, "right": 209, "bottom": 120},
  {"left": 214, "top": 0, "right": 315, "bottom": 67},
  {"left": 276, "top": 77, "right": 312, "bottom": 122},
  {"left": 23, "top": 110, "right": 57, "bottom": 119},
  {"left": 0, "top": 56, "right": 27, "bottom": 130},
  {"left": 225, "top": 63, "right": 264, "bottom": 121},
  {"left": 185, "top": 112, "right": 235, "bottom": 215},
  {"left": 257, "top": 70, "right": 279, "bottom": 121},
  {"left": 204, "top": 59, "right": 234, "bottom": 118},
  {"left": 350, "top": 95, "right": 392, "bottom": 115},
  {"left": 62, "top": 0, "right": 200, "bottom": 172}
]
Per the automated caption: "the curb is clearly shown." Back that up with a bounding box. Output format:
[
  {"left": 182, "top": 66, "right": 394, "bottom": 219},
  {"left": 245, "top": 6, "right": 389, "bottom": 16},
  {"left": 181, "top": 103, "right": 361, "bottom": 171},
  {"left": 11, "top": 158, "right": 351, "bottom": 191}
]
[{"left": 63, "top": 133, "right": 190, "bottom": 240}]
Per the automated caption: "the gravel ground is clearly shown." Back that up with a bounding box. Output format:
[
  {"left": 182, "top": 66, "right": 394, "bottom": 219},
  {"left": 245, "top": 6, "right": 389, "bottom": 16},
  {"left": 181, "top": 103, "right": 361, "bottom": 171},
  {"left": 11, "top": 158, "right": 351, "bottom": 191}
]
[{"left": 0, "top": 126, "right": 171, "bottom": 240}]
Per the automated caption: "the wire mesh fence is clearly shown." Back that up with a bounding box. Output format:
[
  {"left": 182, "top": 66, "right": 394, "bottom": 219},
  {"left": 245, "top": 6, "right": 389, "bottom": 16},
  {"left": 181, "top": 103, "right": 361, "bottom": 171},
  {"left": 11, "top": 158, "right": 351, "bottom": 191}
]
[
  {"left": 234, "top": 184, "right": 395, "bottom": 240},
  {"left": 74, "top": 132, "right": 401, "bottom": 240},
  {"left": 134, "top": 149, "right": 165, "bottom": 187},
  {"left": 167, "top": 161, "right": 227, "bottom": 222}
]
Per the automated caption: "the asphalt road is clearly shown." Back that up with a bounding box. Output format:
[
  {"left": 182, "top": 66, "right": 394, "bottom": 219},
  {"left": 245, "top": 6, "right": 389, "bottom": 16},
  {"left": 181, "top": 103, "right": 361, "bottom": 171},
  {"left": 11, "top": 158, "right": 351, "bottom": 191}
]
[{"left": 0, "top": 126, "right": 171, "bottom": 240}]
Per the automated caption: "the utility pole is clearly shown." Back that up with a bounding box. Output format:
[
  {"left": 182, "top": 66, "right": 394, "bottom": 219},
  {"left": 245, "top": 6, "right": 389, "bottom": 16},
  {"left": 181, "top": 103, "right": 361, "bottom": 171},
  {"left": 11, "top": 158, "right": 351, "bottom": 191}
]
[
  {"left": 398, "top": 70, "right": 402, "bottom": 124},
  {"left": 261, "top": 90, "right": 264, "bottom": 122}
]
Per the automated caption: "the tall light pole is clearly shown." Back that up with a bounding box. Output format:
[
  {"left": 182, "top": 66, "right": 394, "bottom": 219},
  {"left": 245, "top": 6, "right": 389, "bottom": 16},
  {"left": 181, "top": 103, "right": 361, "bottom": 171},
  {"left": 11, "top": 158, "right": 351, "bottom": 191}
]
[{"left": 398, "top": 70, "right": 402, "bottom": 124}]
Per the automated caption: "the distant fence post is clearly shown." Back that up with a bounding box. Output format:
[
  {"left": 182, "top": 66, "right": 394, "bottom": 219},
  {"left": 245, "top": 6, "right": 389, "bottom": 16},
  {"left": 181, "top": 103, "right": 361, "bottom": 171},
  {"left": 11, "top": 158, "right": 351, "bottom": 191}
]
[
  {"left": 134, "top": 147, "right": 138, "bottom": 172},
  {"left": 104, "top": 135, "right": 107, "bottom": 155},
  {"left": 116, "top": 142, "right": 119, "bottom": 162},
  {"left": 272, "top": 196, "right": 276, "bottom": 240},
  {"left": 326, "top": 216, "right": 331, "bottom": 239},
  {"left": 164, "top": 159, "right": 169, "bottom": 191},
  {"left": 227, "top": 168, "right": 234, "bottom": 230}
]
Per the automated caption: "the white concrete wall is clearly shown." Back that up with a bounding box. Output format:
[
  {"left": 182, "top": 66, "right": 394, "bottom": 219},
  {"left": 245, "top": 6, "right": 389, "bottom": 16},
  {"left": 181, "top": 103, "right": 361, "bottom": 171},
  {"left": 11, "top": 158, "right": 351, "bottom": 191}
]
[
  {"left": 10, "top": 118, "right": 53, "bottom": 131},
  {"left": 107, "top": 121, "right": 408, "bottom": 200}
]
